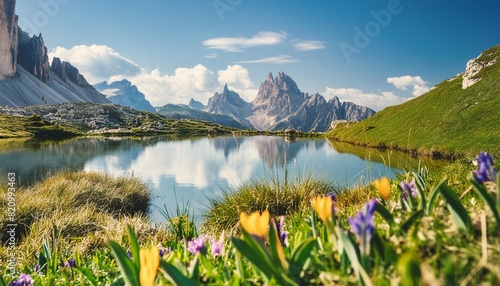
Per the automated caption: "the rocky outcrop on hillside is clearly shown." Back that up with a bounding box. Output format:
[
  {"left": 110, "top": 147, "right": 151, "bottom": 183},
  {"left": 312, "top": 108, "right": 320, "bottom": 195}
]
[
  {"left": 94, "top": 79, "right": 155, "bottom": 112},
  {"left": 207, "top": 71, "right": 375, "bottom": 132},
  {"left": 0, "top": 102, "right": 159, "bottom": 132},
  {"left": 462, "top": 50, "right": 498, "bottom": 89},
  {"left": 0, "top": 0, "right": 17, "bottom": 79}
]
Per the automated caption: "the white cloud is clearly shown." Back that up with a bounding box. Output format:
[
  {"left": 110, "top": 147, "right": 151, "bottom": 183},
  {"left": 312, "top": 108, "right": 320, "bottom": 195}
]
[
  {"left": 49, "top": 45, "right": 141, "bottom": 84},
  {"left": 217, "top": 65, "right": 253, "bottom": 89},
  {"left": 324, "top": 87, "right": 409, "bottom": 111},
  {"left": 202, "top": 31, "right": 287, "bottom": 52},
  {"left": 292, "top": 40, "right": 326, "bottom": 51},
  {"left": 205, "top": 54, "right": 218, "bottom": 59},
  {"left": 387, "top": 75, "right": 431, "bottom": 96},
  {"left": 110, "top": 65, "right": 218, "bottom": 107},
  {"left": 237, "top": 55, "right": 299, "bottom": 64}
]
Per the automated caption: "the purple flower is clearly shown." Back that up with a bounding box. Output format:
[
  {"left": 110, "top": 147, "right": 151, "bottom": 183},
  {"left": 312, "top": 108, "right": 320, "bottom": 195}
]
[
  {"left": 327, "top": 192, "right": 337, "bottom": 201},
  {"left": 158, "top": 243, "right": 171, "bottom": 258},
  {"left": 127, "top": 251, "right": 133, "bottom": 259},
  {"left": 278, "top": 216, "right": 289, "bottom": 247},
  {"left": 34, "top": 264, "right": 41, "bottom": 272},
  {"left": 210, "top": 238, "right": 223, "bottom": 257},
  {"left": 400, "top": 180, "right": 418, "bottom": 199},
  {"left": 9, "top": 274, "right": 34, "bottom": 286},
  {"left": 64, "top": 259, "right": 77, "bottom": 268},
  {"left": 348, "top": 200, "right": 377, "bottom": 256},
  {"left": 474, "top": 152, "right": 498, "bottom": 184},
  {"left": 187, "top": 235, "right": 206, "bottom": 255}
]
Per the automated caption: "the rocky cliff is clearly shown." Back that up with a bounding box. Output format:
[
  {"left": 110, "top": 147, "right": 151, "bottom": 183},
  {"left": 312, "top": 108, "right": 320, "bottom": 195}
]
[
  {"left": 94, "top": 79, "right": 155, "bottom": 112},
  {"left": 0, "top": 0, "right": 17, "bottom": 79},
  {"left": 0, "top": 0, "right": 109, "bottom": 107},
  {"left": 206, "top": 72, "right": 375, "bottom": 132},
  {"left": 17, "top": 29, "right": 50, "bottom": 83}
]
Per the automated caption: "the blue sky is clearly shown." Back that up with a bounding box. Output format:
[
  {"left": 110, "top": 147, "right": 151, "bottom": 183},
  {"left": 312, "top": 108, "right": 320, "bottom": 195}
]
[{"left": 16, "top": 0, "right": 500, "bottom": 109}]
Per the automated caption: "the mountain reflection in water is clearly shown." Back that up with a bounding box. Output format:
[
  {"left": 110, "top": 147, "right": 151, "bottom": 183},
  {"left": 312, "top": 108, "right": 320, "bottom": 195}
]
[{"left": 0, "top": 136, "right": 447, "bottom": 222}]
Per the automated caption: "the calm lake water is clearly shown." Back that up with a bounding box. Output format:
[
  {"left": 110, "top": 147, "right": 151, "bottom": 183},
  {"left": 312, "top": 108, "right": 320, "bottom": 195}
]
[{"left": 0, "top": 136, "right": 446, "bottom": 223}]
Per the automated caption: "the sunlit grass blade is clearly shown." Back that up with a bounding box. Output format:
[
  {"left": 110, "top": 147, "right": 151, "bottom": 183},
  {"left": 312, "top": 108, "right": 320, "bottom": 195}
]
[
  {"left": 371, "top": 232, "right": 396, "bottom": 264},
  {"left": 438, "top": 182, "right": 472, "bottom": 232},
  {"left": 471, "top": 179, "right": 500, "bottom": 228},
  {"left": 37, "top": 252, "right": 47, "bottom": 274},
  {"left": 108, "top": 241, "right": 139, "bottom": 286},
  {"left": 159, "top": 260, "right": 198, "bottom": 286},
  {"left": 289, "top": 237, "right": 317, "bottom": 276},
  {"left": 426, "top": 177, "right": 447, "bottom": 216},
  {"left": 412, "top": 171, "right": 427, "bottom": 209},
  {"left": 268, "top": 221, "right": 288, "bottom": 270},
  {"left": 188, "top": 253, "right": 200, "bottom": 281},
  {"left": 401, "top": 210, "right": 423, "bottom": 232},
  {"left": 336, "top": 227, "right": 373, "bottom": 286},
  {"left": 75, "top": 267, "right": 98, "bottom": 286},
  {"left": 375, "top": 202, "right": 394, "bottom": 227},
  {"left": 230, "top": 236, "right": 278, "bottom": 283},
  {"left": 127, "top": 225, "right": 141, "bottom": 272},
  {"left": 231, "top": 227, "right": 296, "bottom": 285}
]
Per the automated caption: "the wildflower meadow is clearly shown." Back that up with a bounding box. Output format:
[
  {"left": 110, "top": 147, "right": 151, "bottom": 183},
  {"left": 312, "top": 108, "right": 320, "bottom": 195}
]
[{"left": 1, "top": 152, "right": 499, "bottom": 285}]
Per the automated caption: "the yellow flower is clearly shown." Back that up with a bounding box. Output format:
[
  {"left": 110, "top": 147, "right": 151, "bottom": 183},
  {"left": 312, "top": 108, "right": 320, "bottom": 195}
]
[
  {"left": 312, "top": 196, "right": 333, "bottom": 223},
  {"left": 239, "top": 210, "right": 270, "bottom": 238},
  {"left": 139, "top": 246, "right": 160, "bottom": 286},
  {"left": 375, "top": 177, "right": 391, "bottom": 200}
]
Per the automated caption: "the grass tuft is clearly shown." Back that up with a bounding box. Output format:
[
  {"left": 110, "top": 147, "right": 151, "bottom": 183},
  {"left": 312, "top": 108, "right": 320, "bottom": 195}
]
[{"left": 200, "top": 173, "right": 336, "bottom": 235}]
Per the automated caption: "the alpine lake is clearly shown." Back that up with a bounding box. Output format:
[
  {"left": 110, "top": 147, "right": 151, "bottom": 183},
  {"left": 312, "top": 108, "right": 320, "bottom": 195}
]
[{"left": 0, "top": 135, "right": 448, "bottom": 223}]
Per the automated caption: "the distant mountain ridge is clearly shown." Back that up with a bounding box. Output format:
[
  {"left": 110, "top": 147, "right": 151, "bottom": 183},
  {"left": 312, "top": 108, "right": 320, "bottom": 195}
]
[
  {"left": 94, "top": 79, "right": 156, "bottom": 112},
  {"left": 206, "top": 71, "right": 375, "bottom": 132},
  {"left": 0, "top": 0, "right": 109, "bottom": 107}
]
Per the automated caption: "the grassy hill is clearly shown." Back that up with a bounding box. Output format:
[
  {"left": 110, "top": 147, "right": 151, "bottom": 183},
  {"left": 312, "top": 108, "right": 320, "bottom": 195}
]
[{"left": 327, "top": 45, "right": 500, "bottom": 158}]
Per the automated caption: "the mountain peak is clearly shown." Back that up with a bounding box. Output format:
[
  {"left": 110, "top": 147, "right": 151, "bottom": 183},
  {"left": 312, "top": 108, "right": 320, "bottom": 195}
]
[
  {"left": 265, "top": 72, "right": 274, "bottom": 83},
  {"left": 94, "top": 80, "right": 155, "bottom": 112},
  {"left": 223, "top": 83, "right": 229, "bottom": 92}
]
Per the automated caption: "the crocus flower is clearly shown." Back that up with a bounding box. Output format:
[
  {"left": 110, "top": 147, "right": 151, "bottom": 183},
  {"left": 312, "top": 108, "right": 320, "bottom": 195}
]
[
  {"left": 312, "top": 195, "right": 333, "bottom": 223},
  {"left": 158, "top": 243, "right": 171, "bottom": 258},
  {"left": 34, "top": 264, "right": 41, "bottom": 272},
  {"left": 64, "top": 258, "right": 77, "bottom": 268},
  {"left": 127, "top": 251, "right": 133, "bottom": 259},
  {"left": 400, "top": 180, "right": 418, "bottom": 199},
  {"left": 139, "top": 246, "right": 160, "bottom": 286},
  {"left": 474, "top": 152, "right": 498, "bottom": 184},
  {"left": 239, "top": 210, "right": 270, "bottom": 239},
  {"left": 375, "top": 177, "right": 391, "bottom": 200},
  {"left": 8, "top": 274, "right": 34, "bottom": 286},
  {"left": 187, "top": 235, "right": 207, "bottom": 255},
  {"left": 348, "top": 199, "right": 377, "bottom": 256},
  {"left": 210, "top": 238, "right": 223, "bottom": 257},
  {"left": 278, "top": 216, "right": 289, "bottom": 247}
]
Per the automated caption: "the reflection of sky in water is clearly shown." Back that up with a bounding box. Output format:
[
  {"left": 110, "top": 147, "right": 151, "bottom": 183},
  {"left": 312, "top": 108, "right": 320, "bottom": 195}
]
[{"left": 83, "top": 136, "right": 399, "bottom": 223}]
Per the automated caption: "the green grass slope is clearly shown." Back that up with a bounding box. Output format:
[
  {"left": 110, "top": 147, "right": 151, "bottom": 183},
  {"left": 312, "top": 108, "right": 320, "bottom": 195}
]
[
  {"left": 327, "top": 45, "right": 500, "bottom": 157},
  {"left": 0, "top": 114, "right": 80, "bottom": 139}
]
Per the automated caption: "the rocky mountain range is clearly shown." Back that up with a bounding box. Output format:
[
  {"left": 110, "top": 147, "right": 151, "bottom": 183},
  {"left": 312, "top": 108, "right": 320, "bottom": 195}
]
[
  {"left": 0, "top": 0, "right": 374, "bottom": 132},
  {"left": 205, "top": 72, "right": 375, "bottom": 132},
  {"left": 0, "top": 0, "right": 109, "bottom": 107},
  {"left": 94, "top": 79, "right": 156, "bottom": 112}
]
